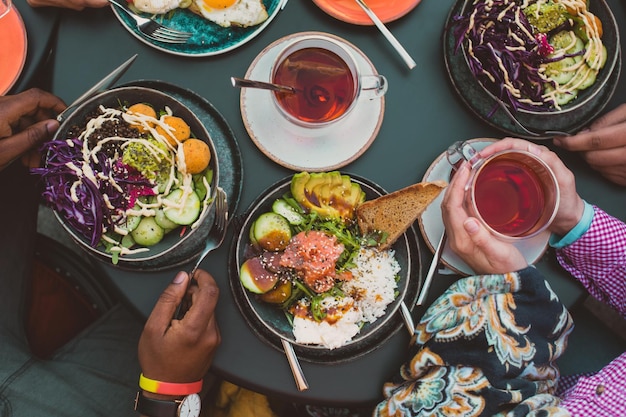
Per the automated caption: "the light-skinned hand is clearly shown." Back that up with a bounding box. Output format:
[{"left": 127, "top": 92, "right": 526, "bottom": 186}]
[
  {"left": 0, "top": 89, "right": 66, "bottom": 171},
  {"left": 479, "top": 138, "right": 585, "bottom": 236},
  {"left": 138, "top": 269, "right": 221, "bottom": 386},
  {"left": 441, "top": 162, "right": 528, "bottom": 274},
  {"left": 553, "top": 104, "right": 626, "bottom": 186}
]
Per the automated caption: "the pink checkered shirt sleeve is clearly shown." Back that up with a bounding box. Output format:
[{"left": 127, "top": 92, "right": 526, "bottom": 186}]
[
  {"left": 555, "top": 205, "right": 626, "bottom": 316},
  {"left": 555, "top": 205, "right": 626, "bottom": 416}
]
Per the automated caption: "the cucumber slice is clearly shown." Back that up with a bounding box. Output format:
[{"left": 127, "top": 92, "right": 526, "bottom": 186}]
[
  {"left": 163, "top": 189, "right": 201, "bottom": 225},
  {"left": 131, "top": 217, "right": 164, "bottom": 246},
  {"left": 117, "top": 211, "right": 141, "bottom": 233},
  {"left": 272, "top": 199, "right": 305, "bottom": 225},
  {"left": 253, "top": 212, "right": 292, "bottom": 251},
  {"left": 569, "top": 63, "right": 598, "bottom": 91},
  {"left": 155, "top": 207, "right": 178, "bottom": 230},
  {"left": 586, "top": 42, "right": 607, "bottom": 70},
  {"left": 544, "top": 57, "right": 578, "bottom": 85}
]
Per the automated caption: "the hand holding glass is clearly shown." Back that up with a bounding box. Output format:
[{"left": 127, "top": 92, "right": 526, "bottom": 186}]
[{"left": 446, "top": 140, "right": 560, "bottom": 242}]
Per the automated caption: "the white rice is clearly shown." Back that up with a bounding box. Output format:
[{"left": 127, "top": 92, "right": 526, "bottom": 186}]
[{"left": 292, "top": 247, "right": 401, "bottom": 349}]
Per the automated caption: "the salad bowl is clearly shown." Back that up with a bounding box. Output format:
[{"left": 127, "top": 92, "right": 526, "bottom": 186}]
[
  {"left": 228, "top": 174, "right": 422, "bottom": 363},
  {"left": 445, "top": 0, "right": 621, "bottom": 138},
  {"left": 39, "top": 86, "right": 220, "bottom": 270}
]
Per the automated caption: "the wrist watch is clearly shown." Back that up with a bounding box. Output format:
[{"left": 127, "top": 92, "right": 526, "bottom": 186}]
[{"left": 134, "top": 391, "right": 201, "bottom": 417}]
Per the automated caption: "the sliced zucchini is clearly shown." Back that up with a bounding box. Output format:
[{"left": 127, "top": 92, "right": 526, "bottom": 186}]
[
  {"left": 131, "top": 217, "right": 164, "bottom": 246},
  {"left": 272, "top": 199, "right": 305, "bottom": 225},
  {"left": 163, "top": 189, "right": 201, "bottom": 225},
  {"left": 253, "top": 212, "right": 292, "bottom": 251}
]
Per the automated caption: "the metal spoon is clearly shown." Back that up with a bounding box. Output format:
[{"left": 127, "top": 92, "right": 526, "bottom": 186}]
[
  {"left": 354, "top": 0, "right": 416, "bottom": 70},
  {"left": 281, "top": 338, "right": 309, "bottom": 391},
  {"left": 230, "top": 77, "right": 296, "bottom": 94}
]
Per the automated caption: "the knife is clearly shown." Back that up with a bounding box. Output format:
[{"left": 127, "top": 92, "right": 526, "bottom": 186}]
[
  {"left": 56, "top": 54, "right": 138, "bottom": 123},
  {"left": 354, "top": 0, "right": 416, "bottom": 70}
]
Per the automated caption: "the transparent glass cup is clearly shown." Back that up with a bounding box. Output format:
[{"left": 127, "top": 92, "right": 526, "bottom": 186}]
[
  {"left": 270, "top": 34, "right": 387, "bottom": 129},
  {"left": 446, "top": 140, "right": 560, "bottom": 241},
  {"left": 0, "top": 0, "right": 11, "bottom": 19}
]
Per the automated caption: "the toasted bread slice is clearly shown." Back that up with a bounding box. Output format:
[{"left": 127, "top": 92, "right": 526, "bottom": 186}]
[{"left": 357, "top": 181, "right": 447, "bottom": 250}]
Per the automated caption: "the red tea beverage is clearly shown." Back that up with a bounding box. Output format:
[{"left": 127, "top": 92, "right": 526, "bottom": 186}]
[
  {"left": 272, "top": 47, "right": 356, "bottom": 124},
  {"left": 474, "top": 157, "right": 545, "bottom": 237}
]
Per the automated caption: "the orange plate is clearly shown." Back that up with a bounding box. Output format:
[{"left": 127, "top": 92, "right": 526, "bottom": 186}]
[
  {"left": 312, "top": 0, "right": 421, "bottom": 25},
  {"left": 0, "top": 6, "right": 27, "bottom": 95}
]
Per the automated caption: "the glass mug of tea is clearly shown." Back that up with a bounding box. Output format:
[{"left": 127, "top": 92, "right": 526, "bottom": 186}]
[
  {"left": 270, "top": 34, "right": 388, "bottom": 128},
  {"left": 446, "top": 140, "right": 560, "bottom": 241}
]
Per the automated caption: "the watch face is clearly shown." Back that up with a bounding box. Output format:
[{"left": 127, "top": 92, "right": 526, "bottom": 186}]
[{"left": 178, "top": 393, "right": 201, "bottom": 417}]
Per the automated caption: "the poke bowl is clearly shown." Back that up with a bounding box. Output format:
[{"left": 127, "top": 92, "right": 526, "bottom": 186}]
[
  {"left": 35, "top": 86, "right": 220, "bottom": 270},
  {"left": 229, "top": 172, "right": 422, "bottom": 363},
  {"left": 446, "top": 0, "right": 620, "bottom": 138}
]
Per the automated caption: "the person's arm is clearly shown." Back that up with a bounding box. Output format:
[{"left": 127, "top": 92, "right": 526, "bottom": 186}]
[
  {"left": 137, "top": 269, "right": 221, "bottom": 416},
  {"left": 480, "top": 138, "right": 625, "bottom": 316},
  {"left": 0, "top": 89, "right": 66, "bottom": 171},
  {"left": 553, "top": 206, "right": 626, "bottom": 316},
  {"left": 553, "top": 103, "right": 626, "bottom": 186}
]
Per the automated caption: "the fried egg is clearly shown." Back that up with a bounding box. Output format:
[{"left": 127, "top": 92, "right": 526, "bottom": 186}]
[
  {"left": 133, "top": 0, "right": 182, "bottom": 14},
  {"left": 191, "top": 0, "right": 268, "bottom": 27}
]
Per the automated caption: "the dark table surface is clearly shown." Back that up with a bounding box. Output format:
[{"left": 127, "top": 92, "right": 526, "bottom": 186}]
[{"left": 48, "top": 0, "right": 626, "bottom": 407}]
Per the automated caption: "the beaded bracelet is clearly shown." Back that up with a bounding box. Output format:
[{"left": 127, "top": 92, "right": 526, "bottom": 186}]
[{"left": 139, "top": 373, "right": 203, "bottom": 396}]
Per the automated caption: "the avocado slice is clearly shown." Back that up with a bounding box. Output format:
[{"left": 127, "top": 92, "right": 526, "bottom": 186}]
[{"left": 290, "top": 171, "right": 365, "bottom": 220}]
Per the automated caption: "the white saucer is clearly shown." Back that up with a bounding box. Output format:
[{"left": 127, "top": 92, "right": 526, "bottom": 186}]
[
  {"left": 240, "top": 31, "right": 385, "bottom": 172},
  {"left": 418, "top": 138, "right": 550, "bottom": 276}
]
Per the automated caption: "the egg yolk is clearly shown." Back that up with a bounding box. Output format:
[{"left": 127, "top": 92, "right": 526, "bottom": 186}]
[{"left": 202, "top": 0, "right": 236, "bottom": 10}]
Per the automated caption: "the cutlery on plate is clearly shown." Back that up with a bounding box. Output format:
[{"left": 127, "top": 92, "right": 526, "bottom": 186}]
[
  {"left": 281, "top": 338, "right": 309, "bottom": 391},
  {"left": 416, "top": 231, "right": 446, "bottom": 307},
  {"left": 399, "top": 301, "right": 415, "bottom": 337},
  {"left": 230, "top": 77, "right": 296, "bottom": 94},
  {"left": 354, "top": 0, "right": 417, "bottom": 70},
  {"left": 56, "top": 54, "right": 137, "bottom": 123},
  {"left": 108, "top": 0, "right": 192, "bottom": 44},
  {"left": 174, "top": 187, "right": 229, "bottom": 319}
]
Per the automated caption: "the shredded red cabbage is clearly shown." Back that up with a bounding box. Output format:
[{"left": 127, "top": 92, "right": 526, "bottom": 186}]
[
  {"left": 452, "top": 0, "right": 556, "bottom": 111},
  {"left": 32, "top": 138, "right": 154, "bottom": 247}
]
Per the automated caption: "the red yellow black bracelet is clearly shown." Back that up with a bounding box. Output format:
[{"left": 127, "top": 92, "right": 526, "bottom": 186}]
[{"left": 139, "top": 373, "right": 203, "bottom": 396}]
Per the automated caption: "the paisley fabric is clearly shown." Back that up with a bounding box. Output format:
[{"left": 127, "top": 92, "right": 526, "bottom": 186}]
[{"left": 375, "top": 267, "right": 574, "bottom": 417}]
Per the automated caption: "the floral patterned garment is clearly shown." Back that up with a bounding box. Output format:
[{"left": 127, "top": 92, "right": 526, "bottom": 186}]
[{"left": 375, "top": 267, "right": 574, "bottom": 417}]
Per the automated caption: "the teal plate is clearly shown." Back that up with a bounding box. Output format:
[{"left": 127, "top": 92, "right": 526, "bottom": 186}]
[{"left": 111, "top": 0, "right": 287, "bottom": 56}]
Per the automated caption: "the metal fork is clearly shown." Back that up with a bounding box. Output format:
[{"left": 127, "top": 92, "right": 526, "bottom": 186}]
[
  {"left": 108, "top": 0, "right": 192, "bottom": 44},
  {"left": 174, "top": 187, "right": 228, "bottom": 319},
  {"left": 189, "top": 186, "right": 229, "bottom": 278}
]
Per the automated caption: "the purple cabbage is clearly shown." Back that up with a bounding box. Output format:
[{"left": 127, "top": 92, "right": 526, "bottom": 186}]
[
  {"left": 32, "top": 138, "right": 154, "bottom": 247},
  {"left": 452, "top": 0, "right": 556, "bottom": 112}
]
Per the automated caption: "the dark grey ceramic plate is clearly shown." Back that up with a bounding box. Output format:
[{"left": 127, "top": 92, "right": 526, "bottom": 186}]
[
  {"left": 111, "top": 0, "right": 287, "bottom": 56},
  {"left": 229, "top": 175, "right": 422, "bottom": 363},
  {"left": 443, "top": 0, "right": 621, "bottom": 139},
  {"left": 51, "top": 81, "right": 243, "bottom": 271}
]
